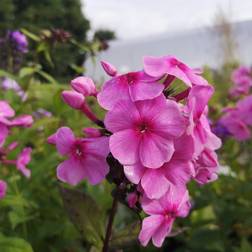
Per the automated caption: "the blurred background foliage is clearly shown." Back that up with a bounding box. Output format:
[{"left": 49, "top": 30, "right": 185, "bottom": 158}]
[
  {"left": 0, "top": 1, "right": 252, "bottom": 252},
  {"left": 0, "top": 0, "right": 115, "bottom": 81}
]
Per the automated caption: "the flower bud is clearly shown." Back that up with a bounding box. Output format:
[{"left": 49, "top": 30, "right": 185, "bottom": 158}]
[
  {"left": 83, "top": 127, "right": 102, "bottom": 137},
  {"left": 62, "top": 90, "right": 84, "bottom": 109},
  {"left": 47, "top": 133, "right": 57, "bottom": 145},
  {"left": 71, "top": 76, "right": 97, "bottom": 96},
  {"left": 127, "top": 192, "right": 138, "bottom": 208},
  {"left": 100, "top": 60, "right": 117, "bottom": 77}
]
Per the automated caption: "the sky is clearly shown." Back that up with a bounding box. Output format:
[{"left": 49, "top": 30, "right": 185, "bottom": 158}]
[{"left": 82, "top": 0, "right": 252, "bottom": 41}]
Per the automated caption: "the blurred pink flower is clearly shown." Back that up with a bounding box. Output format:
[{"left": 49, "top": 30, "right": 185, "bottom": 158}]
[
  {"left": 54, "top": 127, "right": 109, "bottom": 185},
  {"left": 105, "top": 95, "right": 185, "bottom": 168},
  {"left": 0, "top": 180, "right": 7, "bottom": 199},
  {"left": 16, "top": 147, "right": 32, "bottom": 178},
  {"left": 229, "top": 66, "right": 252, "bottom": 97},
  {"left": 236, "top": 95, "right": 252, "bottom": 126},
  {"left": 193, "top": 148, "right": 219, "bottom": 184},
  {"left": 11, "top": 115, "right": 33, "bottom": 127},
  {"left": 220, "top": 108, "right": 250, "bottom": 141}
]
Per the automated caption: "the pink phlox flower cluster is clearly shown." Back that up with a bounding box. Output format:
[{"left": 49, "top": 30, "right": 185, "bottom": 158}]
[
  {"left": 219, "top": 95, "right": 252, "bottom": 141},
  {"left": 229, "top": 66, "right": 252, "bottom": 97},
  {"left": 0, "top": 100, "right": 33, "bottom": 199},
  {"left": 49, "top": 55, "right": 221, "bottom": 248}
]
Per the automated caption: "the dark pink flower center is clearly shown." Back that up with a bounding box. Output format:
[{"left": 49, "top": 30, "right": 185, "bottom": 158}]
[
  {"left": 125, "top": 72, "right": 139, "bottom": 85},
  {"left": 72, "top": 140, "right": 84, "bottom": 159},
  {"left": 135, "top": 120, "right": 152, "bottom": 134},
  {"left": 164, "top": 210, "right": 177, "bottom": 219}
]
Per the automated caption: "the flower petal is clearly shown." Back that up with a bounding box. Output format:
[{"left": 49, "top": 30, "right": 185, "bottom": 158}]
[
  {"left": 57, "top": 158, "right": 86, "bottom": 186},
  {"left": 141, "top": 169, "right": 170, "bottom": 199},
  {"left": 104, "top": 99, "right": 140, "bottom": 133},
  {"left": 97, "top": 78, "right": 129, "bottom": 110},
  {"left": 138, "top": 215, "right": 164, "bottom": 247},
  {"left": 82, "top": 155, "right": 109, "bottom": 185},
  {"left": 109, "top": 129, "right": 140, "bottom": 165},
  {"left": 124, "top": 163, "right": 145, "bottom": 184},
  {"left": 139, "top": 133, "right": 174, "bottom": 168},
  {"left": 152, "top": 218, "right": 174, "bottom": 247},
  {"left": 129, "top": 79, "right": 164, "bottom": 101},
  {"left": 56, "top": 127, "right": 75, "bottom": 155}
]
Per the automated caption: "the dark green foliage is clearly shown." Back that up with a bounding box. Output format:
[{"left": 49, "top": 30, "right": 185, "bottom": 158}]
[{"left": 0, "top": 0, "right": 90, "bottom": 80}]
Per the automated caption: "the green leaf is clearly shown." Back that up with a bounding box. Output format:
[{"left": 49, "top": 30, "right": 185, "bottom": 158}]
[
  {"left": 235, "top": 238, "right": 252, "bottom": 252},
  {"left": 20, "top": 28, "right": 40, "bottom": 42},
  {"left": 19, "top": 67, "right": 37, "bottom": 78},
  {"left": 36, "top": 70, "right": 58, "bottom": 84},
  {"left": 0, "top": 234, "right": 33, "bottom": 252},
  {"left": 0, "top": 70, "right": 17, "bottom": 80},
  {"left": 59, "top": 186, "right": 105, "bottom": 248}
]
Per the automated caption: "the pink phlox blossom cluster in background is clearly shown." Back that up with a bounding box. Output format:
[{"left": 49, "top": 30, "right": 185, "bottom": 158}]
[
  {"left": 0, "top": 100, "right": 33, "bottom": 199},
  {"left": 48, "top": 55, "right": 221, "bottom": 248},
  {"left": 218, "top": 95, "right": 252, "bottom": 141},
  {"left": 229, "top": 66, "right": 252, "bottom": 97}
]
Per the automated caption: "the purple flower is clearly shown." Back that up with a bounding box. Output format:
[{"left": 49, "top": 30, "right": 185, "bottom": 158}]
[{"left": 9, "top": 31, "right": 28, "bottom": 53}]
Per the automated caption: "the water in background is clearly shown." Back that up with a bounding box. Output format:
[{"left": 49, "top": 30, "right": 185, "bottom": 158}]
[{"left": 86, "top": 20, "right": 252, "bottom": 79}]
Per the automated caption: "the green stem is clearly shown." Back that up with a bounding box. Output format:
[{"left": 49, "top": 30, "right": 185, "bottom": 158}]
[{"left": 102, "top": 195, "right": 118, "bottom": 252}]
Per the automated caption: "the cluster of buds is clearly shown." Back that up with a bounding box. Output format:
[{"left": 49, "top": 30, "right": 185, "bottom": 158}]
[
  {"left": 48, "top": 55, "right": 221, "bottom": 247},
  {"left": 40, "top": 29, "right": 72, "bottom": 44},
  {"left": 0, "top": 100, "right": 33, "bottom": 199}
]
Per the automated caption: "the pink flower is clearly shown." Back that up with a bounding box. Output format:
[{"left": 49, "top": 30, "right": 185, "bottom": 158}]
[
  {"left": 71, "top": 76, "right": 97, "bottom": 97},
  {"left": 139, "top": 188, "right": 191, "bottom": 247},
  {"left": 0, "top": 123, "right": 9, "bottom": 147},
  {"left": 219, "top": 109, "right": 250, "bottom": 141},
  {"left": 143, "top": 55, "right": 208, "bottom": 87},
  {"left": 98, "top": 71, "right": 164, "bottom": 110},
  {"left": 0, "top": 180, "right": 7, "bottom": 199},
  {"left": 0, "top": 100, "right": 15, "bottom": 118},
  {"left": 54, "top": 127, "right": 109, "bottom": 185},
  {"left": 193, "top": 148, "right": 219, "bottom": 184},
  {"left": 229, "top": 66, "right": 252, "bottom": 97},
  {"left": 124, "top": 134, "right": 194, "bottom": 199},
  {"left": 16, "top": 147, "right": 32, "bottom": 178},
  {"left": 10, "top": 115, "right": 33, "bottom": 127},
  {"left": 105, "top": 95, "right": 185, "bottom": 168},
  {"left": 101, "top": 60, "right": 117, "bottom": 77},
  {"left": 186, "top": 85, "right": 221, "bottom": 156},
  {"left": 236, "top": 95, "right": 252, "bottom": 126}
]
